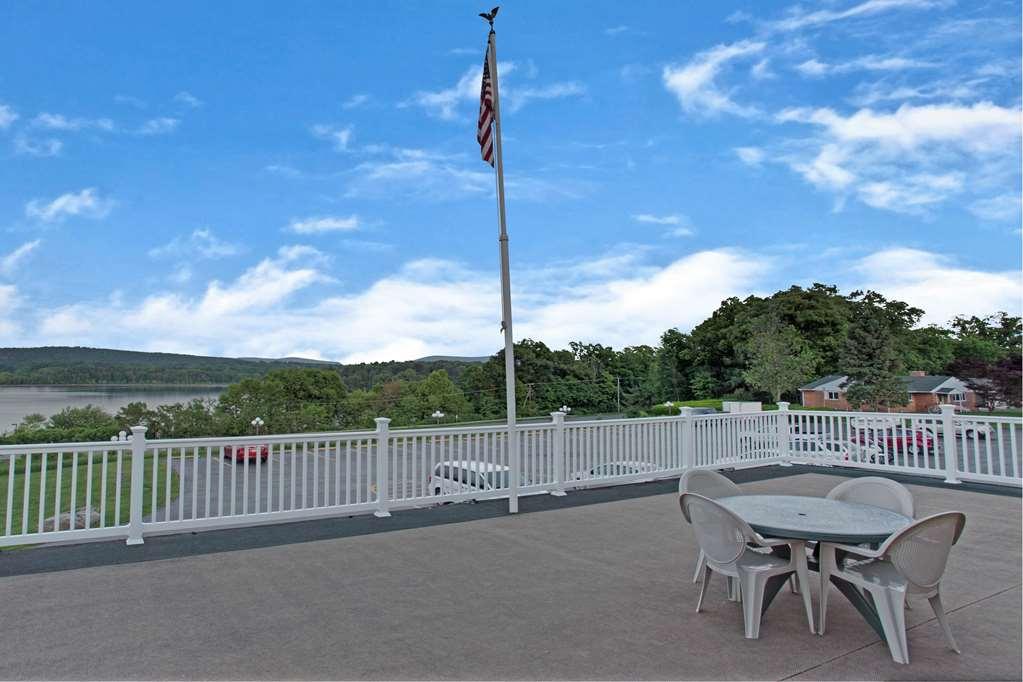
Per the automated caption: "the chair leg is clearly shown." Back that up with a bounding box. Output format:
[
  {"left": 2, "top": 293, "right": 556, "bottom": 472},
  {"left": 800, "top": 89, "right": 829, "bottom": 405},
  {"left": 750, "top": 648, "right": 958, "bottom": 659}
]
[
  {"left": 695, "top": 566, "right": 712, "bottom": 613},
  {"left": 692, "top": 549, "right": 706, "bottom": 583},
  {"left": 793, "top": 553, "right": 815, "bottom": 634},
  {"left": 927, "top": 592, "right": 960, "bottom": 654},
  {"left": 871, "top": 586, "right": 910, "bottom": 664},
  {"left": 739, "top": 571, "right": 766, "bottom": 639},
  {"left": 789, "top": 574, "right": 799, "bottom": 594},
  {"left": 727, "top": 576, "right": 741, "bottom": 602}
]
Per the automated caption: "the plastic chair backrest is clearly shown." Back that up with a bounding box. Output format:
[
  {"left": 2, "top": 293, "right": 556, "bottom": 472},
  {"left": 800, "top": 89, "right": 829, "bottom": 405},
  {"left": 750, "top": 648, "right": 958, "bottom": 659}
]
[
  {"left": 679, "top": 493, "right": 754, "bottom": 565},
  {"left": 826, "top": 476, "right": 915, "bottom": 518},
  {"left": 679, "top": 469, "right": 742, "bottom": 499},
  {"left": 878, "top": 512, "right": 966, "bottom": 590}
]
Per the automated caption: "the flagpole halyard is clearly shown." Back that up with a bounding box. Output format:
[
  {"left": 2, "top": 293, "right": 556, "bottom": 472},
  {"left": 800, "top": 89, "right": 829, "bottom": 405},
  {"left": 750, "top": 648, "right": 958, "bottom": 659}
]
[{"left": 478, "top": 10, "right": 519, "bottom": 514}]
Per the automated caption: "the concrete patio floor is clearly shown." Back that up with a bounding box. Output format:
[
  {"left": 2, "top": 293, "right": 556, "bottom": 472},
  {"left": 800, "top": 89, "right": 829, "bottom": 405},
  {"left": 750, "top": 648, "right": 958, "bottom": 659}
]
[{"left": 0, "top": 470, "right": 1019, "bottom": 680}]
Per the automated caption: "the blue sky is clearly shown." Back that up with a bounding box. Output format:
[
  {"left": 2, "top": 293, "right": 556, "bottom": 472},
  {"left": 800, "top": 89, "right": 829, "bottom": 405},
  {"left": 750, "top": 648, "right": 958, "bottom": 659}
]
[{"left": 1, "top": 0, "right": 1021, "bottom": 362}]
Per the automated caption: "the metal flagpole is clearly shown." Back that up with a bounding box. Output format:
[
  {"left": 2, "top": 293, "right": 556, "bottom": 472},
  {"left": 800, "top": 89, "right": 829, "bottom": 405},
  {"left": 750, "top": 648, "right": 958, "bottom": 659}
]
[{"left": 484, "top": 17, "right": 519, "bottom": 514}]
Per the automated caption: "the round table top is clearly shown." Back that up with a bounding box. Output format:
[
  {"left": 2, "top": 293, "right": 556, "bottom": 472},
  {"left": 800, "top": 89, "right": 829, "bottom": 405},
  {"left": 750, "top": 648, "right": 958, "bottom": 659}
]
[{"left": 717, "top": 494, "right": 911, "bottom": 544}]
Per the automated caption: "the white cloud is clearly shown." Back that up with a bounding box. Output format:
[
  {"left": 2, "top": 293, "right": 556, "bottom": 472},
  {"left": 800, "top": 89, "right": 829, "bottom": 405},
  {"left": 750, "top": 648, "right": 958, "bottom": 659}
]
[
  {"left": 13, "top": 135, "right": 62, "bottom": 157},
  {"left": 0, "top": 284, "right": 21, "bottom": 338},
  {"left": 404, "top": 62, "right": 582, "bottom": 120},
  {"left": 25, "top": 188, "right": 114, "bottom": 223},
  {"left": 288, "top": 215, "right": 361, "bottom": 234},
  {"left": 173, "top": 91, "right": 203, "bottom": 108},
  {"left": 0, "top": 103, "right": 19, "bottom": 129},
  {"left": 776, "top": 102, "right": 1020, "bottom": 153},
  {"left": 137, "top": 117, "right": 180, "bottom": 135},
  {"left": 770, "top": 0, "right": 944, "bottom": 32},
  {"left": 662, "top": 40, "right": 765, "bottom": 117},
  {"left": 969, "top": 194, "right": 1022, "bottom": 222},
  {"left": 632, "top": 214, "right": 683, "bottom": 225},
  {"left": 342, "top": 94, "right": 370, "bottom": 110},
  {"left": 775, "top": 102, "right": 1021, "bottom": 213},
  {"left": 604, "top": 25, "right": 630, "bottom": 36},
  {"left": 148, "top": 228, "right": 242, "bottom": 260},
  {"left": 734, "top": 146, "right": 766, "bottom": 166},
  {"left": 311, "top": 124, "right": 353, "bottom": 151},
  {"left": 851, "top": 248, "right": 1022, "bottom": 326},
  {"left": 0, "top": 240, "right": 41, "bottom": 277},
  {"left": 750, "top": 59, "right": 775, "bottom": 80},
  {"left": 32, "top": 112, "right": 115, "bottom": 132},
  {"left": 795, "top": 55, "right": 936, "bottom": 77}
]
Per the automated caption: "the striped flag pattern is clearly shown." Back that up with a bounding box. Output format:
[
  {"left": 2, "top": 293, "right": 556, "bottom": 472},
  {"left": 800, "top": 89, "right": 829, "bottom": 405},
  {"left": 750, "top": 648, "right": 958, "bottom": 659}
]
[{"left": 477, "top": 52, "right": 495, "bottom": 167}]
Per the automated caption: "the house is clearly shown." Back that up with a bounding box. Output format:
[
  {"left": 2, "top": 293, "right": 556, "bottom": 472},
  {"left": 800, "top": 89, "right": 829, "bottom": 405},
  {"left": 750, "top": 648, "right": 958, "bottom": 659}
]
[{"left": 799, "top": 371, "right": 977, "bottom": 412}]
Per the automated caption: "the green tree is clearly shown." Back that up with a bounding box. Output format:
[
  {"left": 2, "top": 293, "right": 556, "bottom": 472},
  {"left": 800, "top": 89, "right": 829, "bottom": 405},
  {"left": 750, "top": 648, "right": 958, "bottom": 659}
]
[
  {"left": 742, "top": 313, "right": 817, "bottom": 402},
  {"left": 841, "top": 303, "right": 909, "bottom": 411}
]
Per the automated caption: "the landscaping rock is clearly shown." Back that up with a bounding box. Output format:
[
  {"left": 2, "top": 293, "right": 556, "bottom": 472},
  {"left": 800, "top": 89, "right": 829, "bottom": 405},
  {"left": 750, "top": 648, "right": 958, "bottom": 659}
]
[{"left": 42, "top": 509, "right": 103, "bottom": 532}]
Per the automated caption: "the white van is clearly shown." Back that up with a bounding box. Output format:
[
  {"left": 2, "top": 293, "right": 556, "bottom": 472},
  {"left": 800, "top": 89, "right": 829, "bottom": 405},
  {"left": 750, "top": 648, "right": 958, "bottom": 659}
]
[{"left": 428, "top": 460, "right": 510, "bottom": 497}]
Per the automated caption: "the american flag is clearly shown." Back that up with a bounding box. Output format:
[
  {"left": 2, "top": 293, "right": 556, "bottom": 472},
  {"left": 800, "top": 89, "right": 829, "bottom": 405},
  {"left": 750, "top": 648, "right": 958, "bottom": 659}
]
[{"left": 477, "top": 52, "right": 495, "bottom": 167}]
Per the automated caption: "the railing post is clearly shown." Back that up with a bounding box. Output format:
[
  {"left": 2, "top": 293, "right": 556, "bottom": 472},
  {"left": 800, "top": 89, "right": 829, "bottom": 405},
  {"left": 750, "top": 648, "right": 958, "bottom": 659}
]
[
  {"left": 126, "top": 425, "right": 146, "bottom": 545},
  {"left": 374, "top": 417, "right": 392, "bottom": 517},
  {"left": 940, "top": 404, "right": 961, "bottom": 484},
  {"left": 776, "top": 401, "right": 792, "bottom": 466},
  {"left": 679, "top": 407, "right": 695, "bottom": 470},
  {"left": 550, "top": 411, "right": 567, "bottom": 496}
]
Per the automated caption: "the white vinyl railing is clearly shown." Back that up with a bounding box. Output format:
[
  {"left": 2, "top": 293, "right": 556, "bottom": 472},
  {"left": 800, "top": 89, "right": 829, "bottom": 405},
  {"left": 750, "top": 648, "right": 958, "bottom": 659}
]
[{"left": 1, "top": 404, "right": 1019, "bottom": 548}]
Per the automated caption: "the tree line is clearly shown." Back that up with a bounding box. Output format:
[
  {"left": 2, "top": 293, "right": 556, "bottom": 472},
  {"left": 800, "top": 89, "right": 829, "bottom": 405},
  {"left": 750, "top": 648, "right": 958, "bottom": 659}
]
[{"left": 2, "top": 283, "right": 1018, "bottom": 443}]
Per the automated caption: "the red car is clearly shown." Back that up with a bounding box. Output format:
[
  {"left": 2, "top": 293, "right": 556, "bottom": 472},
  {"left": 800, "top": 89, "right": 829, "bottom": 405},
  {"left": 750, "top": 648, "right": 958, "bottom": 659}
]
[
  {"left": 850, "top": 427, "right": 934, "bottom": 454},
  {"left": 223, "top": 444, "right": 269, "bottom": 463}
]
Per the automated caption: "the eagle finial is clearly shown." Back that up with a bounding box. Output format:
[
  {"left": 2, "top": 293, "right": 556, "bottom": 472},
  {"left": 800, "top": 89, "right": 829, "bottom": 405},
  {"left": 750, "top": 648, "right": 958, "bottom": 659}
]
[{"left": 479, "top": 6, "right": 500, "bottom": 30}]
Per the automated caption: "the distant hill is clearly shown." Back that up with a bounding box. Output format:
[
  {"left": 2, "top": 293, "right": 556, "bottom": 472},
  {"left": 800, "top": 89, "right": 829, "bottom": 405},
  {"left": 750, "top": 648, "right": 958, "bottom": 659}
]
[
  {"left": 417, "top": 355, "right": 489, "bottom": 363},
  {"left": 0, "top": 346, "right": 488, "bottom": 389}
]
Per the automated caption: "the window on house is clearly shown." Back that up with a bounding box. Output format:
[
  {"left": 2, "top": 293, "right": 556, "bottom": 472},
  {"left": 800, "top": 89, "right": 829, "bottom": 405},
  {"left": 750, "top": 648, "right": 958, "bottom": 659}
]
[
  {"left": 950, "top": 392, "right": 965, "bottom": 403},
  {"left": 825, "top": 390, "right": 840, "bottom": 401}
]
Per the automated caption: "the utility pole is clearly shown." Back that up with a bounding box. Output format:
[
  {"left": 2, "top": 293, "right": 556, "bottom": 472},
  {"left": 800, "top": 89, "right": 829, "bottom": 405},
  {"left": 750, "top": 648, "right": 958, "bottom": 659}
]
[{"left": 616, "top": 376, "right": 621, "bottom": 414}]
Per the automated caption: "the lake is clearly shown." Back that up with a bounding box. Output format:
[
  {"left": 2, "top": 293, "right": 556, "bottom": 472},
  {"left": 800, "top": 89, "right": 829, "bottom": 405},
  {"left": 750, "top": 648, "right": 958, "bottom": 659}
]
[{"left": 0, "top": 385, "right": 226, "bottom": 430}]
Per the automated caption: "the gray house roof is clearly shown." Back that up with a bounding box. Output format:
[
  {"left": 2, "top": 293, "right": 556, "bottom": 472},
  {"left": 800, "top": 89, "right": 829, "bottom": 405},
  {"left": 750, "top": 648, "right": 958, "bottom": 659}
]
[
  {"left": 799, "top": 374, "right": 846, "bottom": 390},
  {"left": 800, "top": 374, "right": 967, "bottom": 394}
]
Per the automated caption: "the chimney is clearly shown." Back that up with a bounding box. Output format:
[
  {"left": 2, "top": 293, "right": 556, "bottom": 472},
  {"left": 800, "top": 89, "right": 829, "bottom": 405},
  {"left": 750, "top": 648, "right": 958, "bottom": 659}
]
[{"left": 909, "top": 370, "right": 926, "bottom": 377}]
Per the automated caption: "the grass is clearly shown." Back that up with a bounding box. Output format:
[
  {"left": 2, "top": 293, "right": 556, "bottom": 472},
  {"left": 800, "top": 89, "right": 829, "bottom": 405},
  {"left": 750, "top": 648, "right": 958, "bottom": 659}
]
[{"left": 1, "top": 450, "right": 179, "bottom": 536}]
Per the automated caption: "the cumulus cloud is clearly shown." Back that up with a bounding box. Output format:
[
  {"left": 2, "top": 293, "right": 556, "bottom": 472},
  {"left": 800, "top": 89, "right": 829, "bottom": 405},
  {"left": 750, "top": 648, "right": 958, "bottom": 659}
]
[
  {"left": 173, "top": 91, "right": 203, "bottom": 108},
  {"left": 32, "top": 112, "right": 115, "bottom": 132},
  {"left": 662, "top": 40, "right": 765, "bottom": 117},
  {"left": 404, "top": 62, "right": 583, "bottom": 120},
  {"left": 136, "top": 117, "right": 180, "bottom": 135},
  {"left": 25, "top": 188, "right": 114, "bottom": 223},
  {"left": 851, "top": 248, "right": 1022, "bottom": 326},
  {"left": 0, "top": 103, "right": 17, "bottom": 129},
  {"left": 148, "top": 228, "right": 242, "bottom": 260},
  {"left": 734, "top": 146, "right": 766, "bottom": 166},
  {"left": 310, "top": 123, "right": 353, "bottom": 151},
  {"left": 13, "top": 135, "right": 62, "bottom": 157},
  {"left": 0, "top": 240, "right": 41, "bottom": 277},
  {"left": 342, "top": 94, "right": 370, "bottom": 110},
  {"left": 969, "top": 194, "right": 1022, "bottom": 222},
  {"left": 288, "top": 215, "right": 361, "bottom": 234}
]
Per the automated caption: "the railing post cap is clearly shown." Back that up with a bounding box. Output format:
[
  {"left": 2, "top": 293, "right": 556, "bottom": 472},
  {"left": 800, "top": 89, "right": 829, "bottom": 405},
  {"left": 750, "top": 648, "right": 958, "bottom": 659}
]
[
  {"left": 777, "top": 401, "right": 790, "bottom": 411},
  {"left": 939, "top": 404, "right": 957, "bottom": 414},
  {"left": 374, "top": 417, "right": 392, "bottom": 426},
  {"left": 678, "top": 406, "right": 695, "bottom": 415},
  {"left": 130, "top": 425, "right": 147, "bottom": 435},
  {"left": 550, "top": 410, "right": 565, "bottom": 419}
]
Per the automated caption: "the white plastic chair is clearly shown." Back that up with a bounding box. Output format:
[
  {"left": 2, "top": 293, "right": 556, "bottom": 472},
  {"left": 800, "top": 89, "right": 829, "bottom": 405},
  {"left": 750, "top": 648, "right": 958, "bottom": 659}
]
[
  {"left": 680, "top": 493, "right": 815, "bottom": 639},
  {"left": 826, "top": 476, "right": 915, "bottom": 517},
  {"left": 678, "top": 470, "right": 742, "bottom": 584},
  {"left": 818, "top": 511, "right": 966, "bottom": 664}
]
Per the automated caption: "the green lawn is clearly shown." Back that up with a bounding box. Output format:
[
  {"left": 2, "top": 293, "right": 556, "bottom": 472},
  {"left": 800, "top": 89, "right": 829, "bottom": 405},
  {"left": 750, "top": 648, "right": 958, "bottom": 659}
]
[{"left": 1, "top": 451, "right": 178, "bottom": 536}]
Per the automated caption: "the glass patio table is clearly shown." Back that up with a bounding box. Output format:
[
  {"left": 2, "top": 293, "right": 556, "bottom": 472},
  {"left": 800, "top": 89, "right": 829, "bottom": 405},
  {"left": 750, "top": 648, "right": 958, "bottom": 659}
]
[{"left": 717, "top": 494, "right": 912, "bottom": 639}]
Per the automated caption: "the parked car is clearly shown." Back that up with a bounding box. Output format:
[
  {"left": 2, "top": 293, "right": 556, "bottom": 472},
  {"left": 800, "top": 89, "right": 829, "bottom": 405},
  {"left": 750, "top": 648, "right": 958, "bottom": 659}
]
[
  {"left": 571, "top": 460, "right": 658, "bottom": 480},
  {"left": 849, "top": 426, "right": 934, "bottom": 457},
  {"left": 428, "top": 460, "right": 511, "bottom": 496},
  {"left": 223, "top": 444, "right": 269, "bottom": 463},
  {"left": 920, "top": 420, "right": 992, "bottom": 440},
  {"left": 688, "top": 407, "right": 718, "bottom": 416}
]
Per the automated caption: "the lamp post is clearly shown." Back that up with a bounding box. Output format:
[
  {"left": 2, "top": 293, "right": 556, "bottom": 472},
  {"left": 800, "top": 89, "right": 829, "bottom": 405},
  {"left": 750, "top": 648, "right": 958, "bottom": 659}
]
[
  {"left": 251, "top": 417, "right": 264, "bottom": 435},
  {"left": 663, "top": 401, "right": 675, "bottom": 416},
  {"left": 431, "top": 410, "right": 445, "bottom": 424},
  {"left": 560, "top": 405, "right": 572, "bottom": 416}
]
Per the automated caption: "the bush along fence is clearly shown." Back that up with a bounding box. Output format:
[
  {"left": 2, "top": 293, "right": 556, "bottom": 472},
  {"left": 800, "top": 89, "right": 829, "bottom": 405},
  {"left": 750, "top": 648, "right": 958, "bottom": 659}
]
[{"left": 1, "top": 404, "right": 1019, "bottom": 548}]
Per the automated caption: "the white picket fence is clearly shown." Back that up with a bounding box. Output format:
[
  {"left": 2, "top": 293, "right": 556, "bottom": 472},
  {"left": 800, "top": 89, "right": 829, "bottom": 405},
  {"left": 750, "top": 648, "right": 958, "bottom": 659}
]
[{"left": 1, "top": 405, "right": 1019, "bottom": 548}]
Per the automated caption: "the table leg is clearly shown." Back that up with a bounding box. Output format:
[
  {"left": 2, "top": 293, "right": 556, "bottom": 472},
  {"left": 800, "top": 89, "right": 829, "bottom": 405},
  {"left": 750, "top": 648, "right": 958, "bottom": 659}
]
[
  {"left": 830, "top": 575, "right": 887, "bottom": 643},
  {"left": 760, "top": 573, "right": 791, "bottom": 616},
  {"left": 818, "top": 543, "right": 834, "bottom": 635}
]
